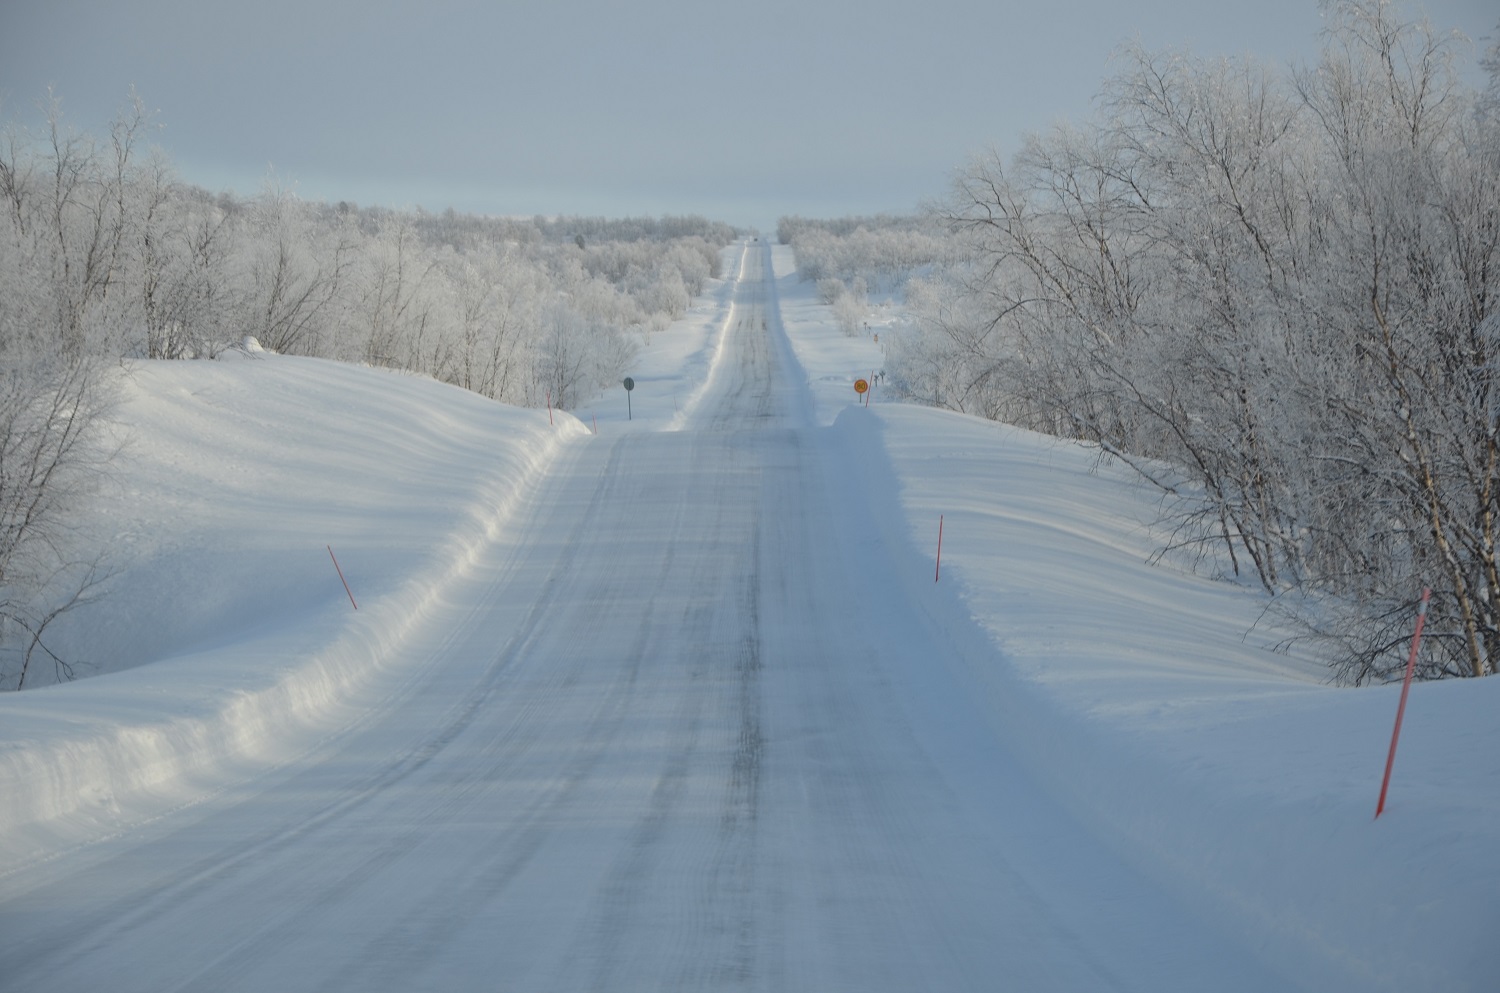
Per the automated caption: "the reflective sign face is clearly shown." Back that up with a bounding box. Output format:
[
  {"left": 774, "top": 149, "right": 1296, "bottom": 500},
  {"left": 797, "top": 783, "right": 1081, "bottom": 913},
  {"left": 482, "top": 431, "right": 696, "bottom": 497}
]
[
  {"left": 623, "top": 377, "right": 635, "bottom": 391},
  {"left": 854, "top": 379, "right": 869, "bottom": 394}
]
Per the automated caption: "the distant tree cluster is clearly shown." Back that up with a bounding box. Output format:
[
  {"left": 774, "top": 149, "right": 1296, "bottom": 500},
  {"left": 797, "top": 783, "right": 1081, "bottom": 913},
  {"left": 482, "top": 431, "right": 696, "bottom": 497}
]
[
  {"left": 780, "top": 214, "right": 962, "bottom": 292},
  {"left": 886, "top": 0, "right": 1500, "bottom": 682},
  {"left": 0, "top": 93, "right": 736, "bottom": 687},
  {"left": 779, "top": 215, "right": 964, "bottom": 335},
  {"left": 0, "top": 96, "right": 734, "bottom": 405}
]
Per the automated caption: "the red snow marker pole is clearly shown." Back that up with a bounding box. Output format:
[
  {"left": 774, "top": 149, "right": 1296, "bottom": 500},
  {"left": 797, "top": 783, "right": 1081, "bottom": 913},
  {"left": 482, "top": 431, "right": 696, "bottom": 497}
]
[
  {"left": 592, "top": 414, "right": 598, "bottom": 435},
  {"left": 935, "top": 515, "right": 944, "bottom": 583},
  {"left": 1376, "top": 587, "right": 1431, "bottom": 819},
  {"left": 546, "top": 389, "right": 553, "bottom": 426},
  {"left": 328, "top": 544, "right": 358, "bottom": 610}
]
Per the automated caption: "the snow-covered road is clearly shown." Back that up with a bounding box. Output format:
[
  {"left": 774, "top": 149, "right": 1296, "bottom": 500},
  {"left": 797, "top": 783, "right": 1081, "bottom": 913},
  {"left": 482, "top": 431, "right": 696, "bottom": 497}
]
[{"left": 4, "top": 246, "right": 1293, "bottom": 990}]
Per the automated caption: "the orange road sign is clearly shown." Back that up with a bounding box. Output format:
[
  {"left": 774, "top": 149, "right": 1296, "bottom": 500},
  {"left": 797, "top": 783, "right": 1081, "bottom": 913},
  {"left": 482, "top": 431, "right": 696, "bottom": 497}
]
[{"left": 854, "top": 379, "right": 869, "bottom": 394}]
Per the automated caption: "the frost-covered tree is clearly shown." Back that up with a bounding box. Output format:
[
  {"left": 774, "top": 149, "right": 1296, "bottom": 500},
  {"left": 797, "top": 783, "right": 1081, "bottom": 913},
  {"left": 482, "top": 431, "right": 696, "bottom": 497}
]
[
  {"left": 0, "top": 94, "right": 133, "bottom": 687},
  {"left": 0, "top": 358, "right": 114, "bottom": 688},
  {"left": 910, "top": 0, "right": 1500, "bottom": 681},
  {"left": 237, "top": 183, "right": 358, "bottom": 356}
]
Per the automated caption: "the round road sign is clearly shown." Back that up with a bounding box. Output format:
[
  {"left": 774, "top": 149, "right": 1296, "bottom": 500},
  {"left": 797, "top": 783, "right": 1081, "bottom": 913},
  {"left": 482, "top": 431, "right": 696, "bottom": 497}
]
[
  {"left": 623, "top": 377, "right": 635, "bottom": 391},
  {"left": 854, "top": 379, "right": 869, "bottom": 394}
]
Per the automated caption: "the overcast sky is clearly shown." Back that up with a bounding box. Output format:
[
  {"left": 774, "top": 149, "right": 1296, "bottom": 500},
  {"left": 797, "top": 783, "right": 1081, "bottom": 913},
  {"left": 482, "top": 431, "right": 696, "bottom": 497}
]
[{"left": 1, "top": 0, "right": 1494, "bottom": 232}]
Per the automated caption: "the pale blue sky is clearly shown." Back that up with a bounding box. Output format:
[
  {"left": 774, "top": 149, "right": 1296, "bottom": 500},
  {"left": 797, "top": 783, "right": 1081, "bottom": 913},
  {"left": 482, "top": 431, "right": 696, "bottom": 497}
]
[{"left": 1, "top": 0, "right": 1494, "bottom": 231}]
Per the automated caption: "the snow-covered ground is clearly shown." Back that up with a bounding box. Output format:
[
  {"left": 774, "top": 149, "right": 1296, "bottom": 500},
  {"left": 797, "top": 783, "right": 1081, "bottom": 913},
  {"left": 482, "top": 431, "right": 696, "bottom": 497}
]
[
  {"left": 768, "top": 245, "right": 1500, "bottom": 991},
  {"left": 0, "top": 241, "right": 1495, "bottom": 991}
]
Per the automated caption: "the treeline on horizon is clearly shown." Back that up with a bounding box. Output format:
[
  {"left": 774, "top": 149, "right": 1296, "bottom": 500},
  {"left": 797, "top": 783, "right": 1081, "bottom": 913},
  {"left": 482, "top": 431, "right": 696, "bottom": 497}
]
[
  {"left": 0, "top": 101, "right": 737, "bottom": 686},
  {"left": 0, "top": 115, "right": 737, "bottom": 406},
  {"left": 783, "top": 0, "right": 1500, "bottom": 684}
]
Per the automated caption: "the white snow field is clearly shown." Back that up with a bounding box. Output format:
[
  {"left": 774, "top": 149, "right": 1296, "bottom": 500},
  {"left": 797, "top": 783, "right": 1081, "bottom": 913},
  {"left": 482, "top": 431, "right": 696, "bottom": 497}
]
[{"left": 0, "top": 242, "right": 1495, "bottom": 991}]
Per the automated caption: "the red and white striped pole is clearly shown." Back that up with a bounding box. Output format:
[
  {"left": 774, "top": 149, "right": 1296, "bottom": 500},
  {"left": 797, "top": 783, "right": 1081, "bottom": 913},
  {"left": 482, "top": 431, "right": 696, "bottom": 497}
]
[{"left": 1375, "top": 587, "right": 1431, "bottom": 819}]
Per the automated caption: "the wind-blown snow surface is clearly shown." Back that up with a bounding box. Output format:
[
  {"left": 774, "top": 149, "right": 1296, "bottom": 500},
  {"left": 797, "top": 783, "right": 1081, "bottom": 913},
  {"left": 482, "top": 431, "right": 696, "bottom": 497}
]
[
  {"left": 0, "top": 355, "right": 588, "bottom": 852},
  {"left": 770, "top": 245, "right": 1500, "bottom": 991},
  {"left": 0, "top": 241, "right": 1494, "bottom": 991}
]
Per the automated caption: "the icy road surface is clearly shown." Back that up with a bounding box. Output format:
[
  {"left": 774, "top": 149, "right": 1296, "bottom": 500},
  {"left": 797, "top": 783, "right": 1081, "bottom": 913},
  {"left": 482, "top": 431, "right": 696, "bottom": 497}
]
[{"left": 0, "top": 245, "right": 1287, "bottom": 991}]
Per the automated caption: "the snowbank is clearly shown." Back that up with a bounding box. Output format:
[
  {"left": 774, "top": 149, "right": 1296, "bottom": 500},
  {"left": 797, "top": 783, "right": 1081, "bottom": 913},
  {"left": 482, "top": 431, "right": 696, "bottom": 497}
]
[
  {"left": 0, "top": 242, "right": 748, "bottom": 872},
  {"left": 770, "top": 241, "right": 1500, "bottom": 990},
  {"left": 0, "top": 354, "right": 587, "bottom": 868},
  {"left": 826, "top": 405, "right": 1500, "bottom": 992}
]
